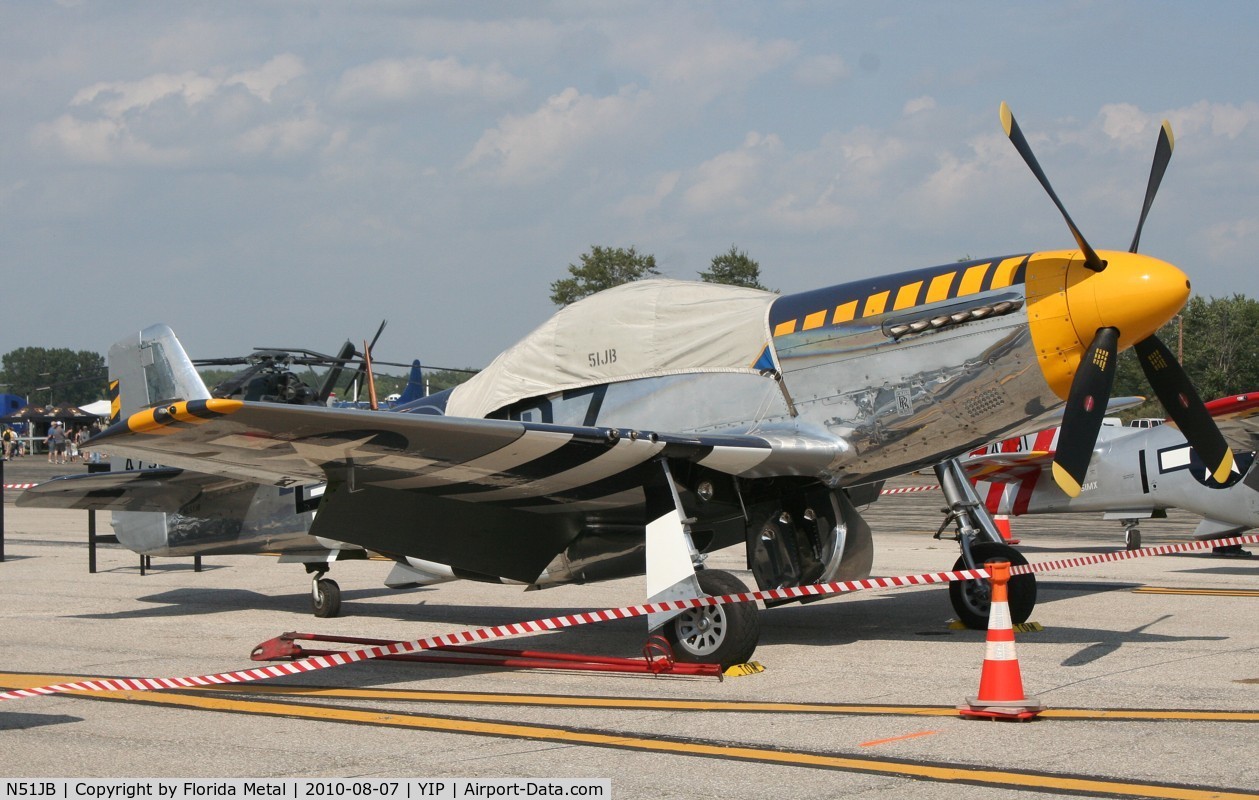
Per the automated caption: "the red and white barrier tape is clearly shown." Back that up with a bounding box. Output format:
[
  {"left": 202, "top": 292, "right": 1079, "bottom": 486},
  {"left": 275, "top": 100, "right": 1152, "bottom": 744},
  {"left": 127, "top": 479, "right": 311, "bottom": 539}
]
[
  {"left": 3, "top": 532, "right": 1256, "bottom": 702},
  {"left": 879, "top": 485, "right": 938, "bottom": 495},
  {"left": 3, "top": 482, "right": 940, "bottom": 496},
  {"left": 1011, "top": 533, "right": 1259, "bottom": 575}
]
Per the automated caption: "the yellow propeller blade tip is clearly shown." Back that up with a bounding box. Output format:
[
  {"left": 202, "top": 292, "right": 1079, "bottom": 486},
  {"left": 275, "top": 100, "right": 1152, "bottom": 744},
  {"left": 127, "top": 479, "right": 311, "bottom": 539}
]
[
  {"left": 1212, "top": 450, "right": 1236, "bottom": 485},
  {"left": 1161, "top": 119, "right": 1175, "bottom": 152},
  {"left": 1000, "top": 101, "right": 1013, "bottom": 135},
  {"left": 1051, "top": 462, "right": 1083, "bottom": 498}
]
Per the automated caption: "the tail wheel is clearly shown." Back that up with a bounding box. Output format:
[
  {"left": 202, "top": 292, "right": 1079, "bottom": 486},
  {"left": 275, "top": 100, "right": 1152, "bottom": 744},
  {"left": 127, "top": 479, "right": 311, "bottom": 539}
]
[
  {"left": 1125, "top": 528, "right": 1142, "bottom": 550},
  {"left": 663, "top": 569, "right": 760, "bottom": 668},
  {"left": 312, "top": 577, "right": 341, "bottom": 618},
  {"left": 948, "top": 542, "right": 1036, "bottom": 630}
]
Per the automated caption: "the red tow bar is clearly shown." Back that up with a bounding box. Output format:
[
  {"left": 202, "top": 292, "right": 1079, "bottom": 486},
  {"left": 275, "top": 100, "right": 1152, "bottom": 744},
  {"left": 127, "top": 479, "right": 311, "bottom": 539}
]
[{"left": 251, "top": 631, "right": 723, "bottom": 678}]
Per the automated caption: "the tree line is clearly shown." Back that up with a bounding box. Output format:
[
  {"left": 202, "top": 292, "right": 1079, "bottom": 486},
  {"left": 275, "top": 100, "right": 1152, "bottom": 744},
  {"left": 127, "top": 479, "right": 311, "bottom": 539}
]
[
  {"left": 550, "top": 244, "right": 767, "bottom": 305},
  {"left": 0, "top": 347, "right": 106, "bottom": 407}
]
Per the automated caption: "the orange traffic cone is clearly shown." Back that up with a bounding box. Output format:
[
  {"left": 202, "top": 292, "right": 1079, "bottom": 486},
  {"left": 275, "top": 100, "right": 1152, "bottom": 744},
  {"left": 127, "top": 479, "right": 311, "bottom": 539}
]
[
  {"left": 993, "top": 514, "right": 1020, "bottom": 545},
  {"left": 958, "top": 560, "right": 1043, "bottom": 721}
]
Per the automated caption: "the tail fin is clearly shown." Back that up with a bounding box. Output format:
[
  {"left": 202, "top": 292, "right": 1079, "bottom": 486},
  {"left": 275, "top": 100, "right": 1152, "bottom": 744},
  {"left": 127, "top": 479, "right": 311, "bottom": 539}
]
[
  {"left": 107, "top": 324, "right": 210, "bottom": 424},
  {"left": 396, "top": 360, "right": 426, "bottom": 404}
]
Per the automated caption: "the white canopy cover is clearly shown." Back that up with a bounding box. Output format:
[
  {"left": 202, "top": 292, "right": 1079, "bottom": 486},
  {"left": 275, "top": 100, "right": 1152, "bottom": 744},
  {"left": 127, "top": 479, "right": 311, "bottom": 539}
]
[{"left": 446, "top": 279, "right": 777, "bottom": 419}]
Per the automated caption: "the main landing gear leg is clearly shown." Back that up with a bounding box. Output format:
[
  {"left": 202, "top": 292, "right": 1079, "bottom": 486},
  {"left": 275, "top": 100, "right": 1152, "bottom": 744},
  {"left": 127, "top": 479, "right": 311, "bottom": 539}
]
[
  {"left": 305, "top": 564, "right": 341, "bottom": 618},
  {"left": 933, "top": 458, "right": 1037, "bottom": 630},
  {"left": 646, "top": 459, "right": 759, "bottom": 668}
]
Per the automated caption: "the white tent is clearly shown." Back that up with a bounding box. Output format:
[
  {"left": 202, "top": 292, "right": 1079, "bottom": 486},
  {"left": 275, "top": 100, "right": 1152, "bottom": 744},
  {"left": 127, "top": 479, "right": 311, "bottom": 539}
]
[{"left": 79, "top": 400, "right": 112, "bottom": 418}]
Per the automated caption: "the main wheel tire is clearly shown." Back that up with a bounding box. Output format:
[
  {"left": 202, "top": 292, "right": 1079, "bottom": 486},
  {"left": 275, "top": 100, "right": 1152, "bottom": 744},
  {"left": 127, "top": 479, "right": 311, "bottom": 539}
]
[
  {"left": 948, "top": 542, "right": 1036, "bottom": 630},
  {"left": 1125, "top": 529, "right": 1142, "bottom": 550},
  {"left": 312, "top": 578, "right": 342, "bottom": 618},
  {"left": 663, "top": 570, "right": 760, "bottom": 668}
]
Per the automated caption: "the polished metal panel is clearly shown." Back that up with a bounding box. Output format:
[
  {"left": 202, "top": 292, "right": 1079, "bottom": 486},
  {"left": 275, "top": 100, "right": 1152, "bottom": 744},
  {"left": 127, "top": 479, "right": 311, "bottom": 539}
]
[
  {"left": 769, "top": 307, "right": 1059, "bottom": 484},
  {"left": 112, "top": 484, "right": 325, "bottom": 557}
]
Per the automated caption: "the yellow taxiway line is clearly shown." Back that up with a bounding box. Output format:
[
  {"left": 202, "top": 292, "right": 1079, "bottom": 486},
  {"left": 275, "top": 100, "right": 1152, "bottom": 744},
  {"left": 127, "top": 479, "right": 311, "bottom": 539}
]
[
  {"left": 1, "top": 672, "right": 1256, "bottom": 800},
  {"left": 1133, "top": 587, "right": 1259, "bottom": 598},
  {"left": 180, "top": 682, "right": 1259, "bottom": 723},
  {"left": 4, "top": 672, "right": 1257, "bottom": 722}
]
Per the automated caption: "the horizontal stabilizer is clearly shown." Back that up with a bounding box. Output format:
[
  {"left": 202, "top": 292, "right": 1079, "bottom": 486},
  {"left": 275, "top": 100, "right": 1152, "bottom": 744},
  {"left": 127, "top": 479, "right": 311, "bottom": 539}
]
[{"left": 1192, "top": 518, "right": 1250, "bottom": 540}]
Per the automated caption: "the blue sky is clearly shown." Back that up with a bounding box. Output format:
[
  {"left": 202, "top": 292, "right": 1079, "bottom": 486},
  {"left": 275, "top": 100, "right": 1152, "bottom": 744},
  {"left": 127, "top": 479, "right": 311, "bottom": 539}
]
[{"left": 4, "top": 1, "right": 1259, "bottom": 372}]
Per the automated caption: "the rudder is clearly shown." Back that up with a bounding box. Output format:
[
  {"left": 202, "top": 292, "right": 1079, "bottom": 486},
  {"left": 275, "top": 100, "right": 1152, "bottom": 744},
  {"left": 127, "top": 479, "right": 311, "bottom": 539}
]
[{"left": 107, "top": 324, "right": 210, "bottom": 424}]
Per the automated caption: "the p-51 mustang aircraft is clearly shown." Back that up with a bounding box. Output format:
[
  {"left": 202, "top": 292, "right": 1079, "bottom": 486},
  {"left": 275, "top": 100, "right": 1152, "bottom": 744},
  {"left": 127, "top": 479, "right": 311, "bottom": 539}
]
[
  {"left": 963, "top": 393, "right": 1259, "bottom": 552},
  {"left": 48, "top": 104, "right": 1233, "bottom": 667}
]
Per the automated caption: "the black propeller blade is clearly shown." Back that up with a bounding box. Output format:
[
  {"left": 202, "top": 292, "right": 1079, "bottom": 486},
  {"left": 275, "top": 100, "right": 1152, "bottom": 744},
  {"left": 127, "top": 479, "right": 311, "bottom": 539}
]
[
  {"left": 1000, "top": 101, "right": 1106, "bottom": 272},
  {"left": 1123, "top": 117, "right": 1233, "bottom": 484},
  {"left": 316, "top": 340, "right": 358, "bottom": 404},
  {"left": 1052, "top": 327, "right": 1119, "bottom": 496},
  {"left": 1130, "top": 120, "right": 1174, "bottom": 254},
  {"left": 1135, "top": 335, "right": 1235, "bottom": 483}
]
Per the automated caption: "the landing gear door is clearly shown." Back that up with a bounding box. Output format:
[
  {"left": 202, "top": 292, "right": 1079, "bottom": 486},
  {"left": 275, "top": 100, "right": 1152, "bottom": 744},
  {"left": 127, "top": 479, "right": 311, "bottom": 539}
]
[{"left": 817, "top": 487, "right": 874, "bottom": 583}]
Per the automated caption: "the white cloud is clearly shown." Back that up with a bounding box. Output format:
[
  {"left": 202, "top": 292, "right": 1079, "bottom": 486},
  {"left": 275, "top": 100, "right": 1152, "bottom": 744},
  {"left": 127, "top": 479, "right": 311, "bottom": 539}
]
[
  {"left": 682, "top": 131, "right": 782, "bottom": 214},
  {"left": 897, "top": 127, "right": 1037, "bottom": 235},
  {"left": 32, "top": 55, "right": 320, "bottom": 166},
  {"left": 71, "top": 71, "right": 221, "bottom": 118},
  {"left": 461, "top": 86, "right": 652, "bottom": 182},
  {"left": 1098, "top": 102, "right": 1148, "bottom": 144},
  {"left": 332, "top": 56, "right": 526, "bottom": 107},
  {"left": 1099, "top": 100, "right": 1259, "bottom": 148},
  {"left": 828, "top": 127, "right": 915, "bottom": 186},
  {"left": 236, "top": 111, "right": 327, "bottom": 158},
  {"left": 914, "top": 151, "right": 986, "bottom": 208},
  {"left": 1171, "top": 100, "right": 1259, "bottom": 140},
  {"left": 227, "top": 54, "right": 307, "bottom": 103},
  {"left": 32, "top": 114, "right": 189, "bottom": 166},
  {"left": 66, "top": 56, "right": 304, "bottom": 117}
]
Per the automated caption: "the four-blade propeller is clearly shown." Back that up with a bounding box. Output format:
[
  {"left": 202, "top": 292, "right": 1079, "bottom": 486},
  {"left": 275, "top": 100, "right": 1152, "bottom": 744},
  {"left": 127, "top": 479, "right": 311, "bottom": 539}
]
[{"left": 1001, "top": 103, "right": 1234, "bottom": 496}]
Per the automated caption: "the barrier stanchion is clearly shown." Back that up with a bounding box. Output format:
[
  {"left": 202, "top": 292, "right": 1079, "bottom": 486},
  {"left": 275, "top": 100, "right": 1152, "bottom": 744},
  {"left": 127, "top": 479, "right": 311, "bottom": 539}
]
[
  {"left": 0, "top": 456, "right": 6, "bottom": 563},
  {"left": 87, "top": 510, "right": 99, "bottom": 574},
  {"left": 85, "top": 461, "right": 113, "bottom": 573}
]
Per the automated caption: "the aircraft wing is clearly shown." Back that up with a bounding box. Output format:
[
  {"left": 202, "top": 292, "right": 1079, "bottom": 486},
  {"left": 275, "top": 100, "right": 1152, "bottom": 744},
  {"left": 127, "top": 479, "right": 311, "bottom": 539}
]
[
  {"left": 16, "top": 468, "right": 251, "bottom": 512},
  {"left": 84, "top": 399, "right": 845, "bottom": 500}
]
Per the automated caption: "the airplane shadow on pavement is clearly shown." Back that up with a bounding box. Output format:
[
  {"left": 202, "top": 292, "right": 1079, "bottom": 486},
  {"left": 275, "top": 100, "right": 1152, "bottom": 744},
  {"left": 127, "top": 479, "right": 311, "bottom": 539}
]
[{"left": 0, "top": 712, "right": 83, "bottom": 732}]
